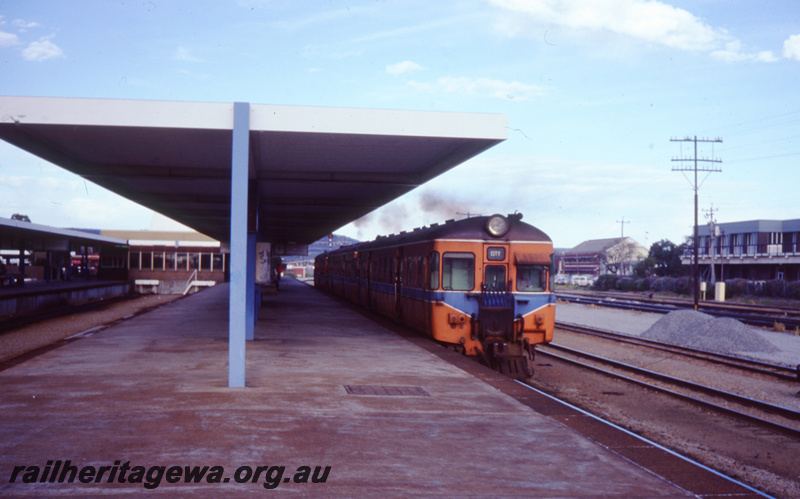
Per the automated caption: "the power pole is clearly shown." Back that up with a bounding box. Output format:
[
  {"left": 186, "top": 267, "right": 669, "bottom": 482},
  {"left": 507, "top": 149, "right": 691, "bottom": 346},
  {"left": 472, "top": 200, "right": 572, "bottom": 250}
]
[
  {"left": 617, "top": 217, "right": 628, "bottom": 239},
  {"left": 671, "top": 136, "right": 722, "bottom": 311},
  {"left": 616, "top": 218, "right": 628, "bottom": 275},
  {"left": 704, "top": 204, "right": 717, "bottom": 286}
]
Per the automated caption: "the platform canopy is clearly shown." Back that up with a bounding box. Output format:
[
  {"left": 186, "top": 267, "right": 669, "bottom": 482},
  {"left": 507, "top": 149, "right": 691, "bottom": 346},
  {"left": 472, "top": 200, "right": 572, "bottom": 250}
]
[
  {"left": 0, "top": 97, "right": 507, "bottom": 247},
  {"left": 0, "top": 216, "right": 127, "bottom": 251}
]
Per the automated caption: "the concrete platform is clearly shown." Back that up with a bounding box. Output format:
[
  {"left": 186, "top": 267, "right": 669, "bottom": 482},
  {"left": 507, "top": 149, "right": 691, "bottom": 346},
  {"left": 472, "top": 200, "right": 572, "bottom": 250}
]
[{"left": 1, "top": 279, "right": 700, "bottom": 496}]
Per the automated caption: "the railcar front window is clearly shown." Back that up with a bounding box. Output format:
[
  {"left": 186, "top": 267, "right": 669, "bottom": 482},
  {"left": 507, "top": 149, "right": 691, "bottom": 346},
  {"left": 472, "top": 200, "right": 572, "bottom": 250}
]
[
  {"left": 484, "top": 265, "right": 506, "bottom": 290},
  {"left": 442, "top": 252, "right": 474, "bottom": 291},
  {"left": 516, "top": 265, "right": 546, "bottom": 292}
]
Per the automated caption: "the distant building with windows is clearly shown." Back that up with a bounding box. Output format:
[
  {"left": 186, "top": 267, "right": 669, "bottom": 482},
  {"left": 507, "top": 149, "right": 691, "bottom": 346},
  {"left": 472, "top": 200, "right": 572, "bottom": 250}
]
[
  {"left": 689, "top": 219, "right": 800, "bottom": 282},
  {"left": 561, "top": 237, "right": 648, "bottom": 277},
  {"left": 102, "top": 229, "right": 227, "bottom": 294}
]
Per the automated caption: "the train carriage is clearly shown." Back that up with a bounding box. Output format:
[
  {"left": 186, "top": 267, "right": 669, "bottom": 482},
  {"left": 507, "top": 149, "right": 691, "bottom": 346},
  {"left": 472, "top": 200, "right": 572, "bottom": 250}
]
[{"left": 314, "top": 213, "right": 555, "bottom": 378}]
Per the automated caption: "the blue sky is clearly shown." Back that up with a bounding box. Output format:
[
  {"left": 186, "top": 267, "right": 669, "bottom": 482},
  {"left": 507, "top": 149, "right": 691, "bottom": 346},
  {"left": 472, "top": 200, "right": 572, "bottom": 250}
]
[{"left": 1, "top": 0, "right": 798, "bottom": 249}]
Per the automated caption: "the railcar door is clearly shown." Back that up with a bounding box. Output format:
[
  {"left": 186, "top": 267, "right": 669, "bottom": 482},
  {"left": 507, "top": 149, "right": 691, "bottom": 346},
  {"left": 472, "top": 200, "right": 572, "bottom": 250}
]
[
  {"left": 480, "top": 243, "right": 513, "bottom": 340},
  {"left": 483, "top": 244, "right": 509, "bottom": 289}
]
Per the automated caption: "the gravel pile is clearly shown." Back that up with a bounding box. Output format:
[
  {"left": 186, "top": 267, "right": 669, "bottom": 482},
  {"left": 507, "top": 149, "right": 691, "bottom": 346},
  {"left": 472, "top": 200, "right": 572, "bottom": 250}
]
[{"left": 641, "top": 310, "right": 778, "bottom": 354}]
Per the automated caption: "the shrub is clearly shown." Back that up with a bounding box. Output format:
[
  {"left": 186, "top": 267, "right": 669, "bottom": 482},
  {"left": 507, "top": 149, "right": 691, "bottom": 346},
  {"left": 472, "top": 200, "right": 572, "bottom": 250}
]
[
  {"left": 675, "top": 277, "right": 692, "bottom": 295},
  {"left": 765, "top": 279, "right": 787, "bottom": 298},
  {"left": 617, "top": 278, "right": 637, "bottom": 291},
  {"left": 593, "top": 275, "right": 618, "bottom": 291},
  {"left": 788, "top": 281, "right": 800, "bottom": 300},
  {"left": 651, "top": 277, "right": 674, "bottom": 293},
  {"left": 636, "top": 277, "right": 654, "bottom": 292},
  {"left": 726, "top": 279, "right": 748, "bottom": 298}
]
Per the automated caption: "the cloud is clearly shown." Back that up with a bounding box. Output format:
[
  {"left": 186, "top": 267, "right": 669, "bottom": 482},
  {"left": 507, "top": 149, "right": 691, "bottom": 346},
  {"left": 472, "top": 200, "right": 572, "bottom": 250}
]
[
  {"left": 784, "top": 34, "right": 800, "bottom": 61},
  {"left": 386, "top": 60, "right": 426, "bottom": 76},
  {"left": 173, "top": 46, "right": 205, "bottom": 63},
  {"left": 0, "top": 31, "right": 19, "bottom": 48},
  {"left": 22, "top": 36, "right": 64, "bottom": 61},
  {"left": 711, "top": 47, "right": 778, "bottom": 63},
  {"left": 409, "top": 76, "right": 547, "bottom": 101},
  {"left": 12, "top": 19, "right": 40, "bottom": 31},
  {"left": 487, "top": 0, "right": 776, "bottom": 63}
]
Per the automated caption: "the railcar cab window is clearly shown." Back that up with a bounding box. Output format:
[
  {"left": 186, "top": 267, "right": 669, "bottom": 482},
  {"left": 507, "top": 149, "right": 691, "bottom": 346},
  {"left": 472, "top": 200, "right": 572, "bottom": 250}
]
[
  {"left": 484, "top": 265, "right": 506, "bottom": 290},
  {"left": 442, "top": 252, "right": 474, "bottom": 291},
  {"left": 516, "top": 265, "right": 546, "bottom": 292}
]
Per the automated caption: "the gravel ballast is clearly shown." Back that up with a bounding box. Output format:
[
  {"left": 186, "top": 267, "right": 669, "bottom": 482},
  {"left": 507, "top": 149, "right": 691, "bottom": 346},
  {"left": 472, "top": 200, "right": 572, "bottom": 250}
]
[
  {"left": 641, "top": 309, "right": 779, "bottom": 354},
  {"left": 556, "top": 302, "right": 800, "bottom": 366}
]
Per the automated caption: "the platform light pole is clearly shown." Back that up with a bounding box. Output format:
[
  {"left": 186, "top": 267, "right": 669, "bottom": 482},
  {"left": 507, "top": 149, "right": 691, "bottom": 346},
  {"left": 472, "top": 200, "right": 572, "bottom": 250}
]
[{"left": 671, "top": 136, "right": 722, "bottom": 311}]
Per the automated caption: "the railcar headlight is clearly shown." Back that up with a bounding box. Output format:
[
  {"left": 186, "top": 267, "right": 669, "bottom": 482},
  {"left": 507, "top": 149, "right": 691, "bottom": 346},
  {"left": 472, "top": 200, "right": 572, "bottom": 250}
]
[{"left": 485, "top": 214, "right": 509, "bottom": 237}]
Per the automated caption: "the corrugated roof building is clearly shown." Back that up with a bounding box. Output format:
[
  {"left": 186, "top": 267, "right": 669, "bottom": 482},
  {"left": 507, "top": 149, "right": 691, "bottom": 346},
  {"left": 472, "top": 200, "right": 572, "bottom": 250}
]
[{"left": 562, "top": 237, "right": 648, "bottom": 276}]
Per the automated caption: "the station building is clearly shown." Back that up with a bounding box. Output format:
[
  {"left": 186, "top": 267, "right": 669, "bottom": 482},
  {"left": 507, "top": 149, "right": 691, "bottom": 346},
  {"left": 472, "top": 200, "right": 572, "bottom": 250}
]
[
  {"left": 561, "top": 237, "right": 648, "bottom": 277},
  {"left": 692, "top": 219, "right": 800, "bottom": 282},
  {"left": 101, "top": 229, "right": 227, "bottom": 294}
]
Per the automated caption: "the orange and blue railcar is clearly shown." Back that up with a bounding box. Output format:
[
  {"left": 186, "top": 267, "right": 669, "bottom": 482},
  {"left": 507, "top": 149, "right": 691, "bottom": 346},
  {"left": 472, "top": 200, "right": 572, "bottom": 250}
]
[{"left": 314, "top": 214, "right": 555, "bottom": 378}]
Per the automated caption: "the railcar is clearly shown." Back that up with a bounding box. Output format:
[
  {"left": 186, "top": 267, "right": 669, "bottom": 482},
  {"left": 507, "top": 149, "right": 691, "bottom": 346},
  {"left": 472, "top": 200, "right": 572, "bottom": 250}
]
[{"left": 314, "top": 213, "right": 555, "bottom": 378}]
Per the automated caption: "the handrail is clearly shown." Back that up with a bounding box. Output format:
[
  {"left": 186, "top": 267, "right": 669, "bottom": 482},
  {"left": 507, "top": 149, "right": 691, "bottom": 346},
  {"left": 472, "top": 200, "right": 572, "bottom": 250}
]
[{"left": 183, "top": 269, "right": 198, "bottom": 295}]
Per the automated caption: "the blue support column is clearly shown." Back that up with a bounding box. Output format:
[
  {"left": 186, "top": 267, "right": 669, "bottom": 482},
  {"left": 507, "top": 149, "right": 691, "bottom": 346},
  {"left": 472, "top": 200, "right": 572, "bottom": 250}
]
[
  {"left": 228, "top": 102, "right": 250, "bottom": 388},
  {"left": 245, "top": 231, "right": 256, "bottom": 341}
]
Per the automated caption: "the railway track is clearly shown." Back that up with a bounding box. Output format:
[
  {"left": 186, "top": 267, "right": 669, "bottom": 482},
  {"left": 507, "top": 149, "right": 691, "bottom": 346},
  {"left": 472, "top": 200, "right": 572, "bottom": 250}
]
[
  {"left": 556, "top": 321, "right": 800, "bottom": 382},
  {"left": 538, "top": 324, "right": 800, "bottom": 439},
  {"left": 556, "top": 291, "right": 800, "bottom": 328}
]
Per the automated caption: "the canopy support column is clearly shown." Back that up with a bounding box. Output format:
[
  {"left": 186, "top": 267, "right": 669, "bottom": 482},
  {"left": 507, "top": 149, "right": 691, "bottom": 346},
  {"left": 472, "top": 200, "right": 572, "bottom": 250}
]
[
  {"left": 228, "top": 101, "right": 250, "bottom": 388},
  {"left": 245, "top": 230, "right": 256, "bottom": 341}
]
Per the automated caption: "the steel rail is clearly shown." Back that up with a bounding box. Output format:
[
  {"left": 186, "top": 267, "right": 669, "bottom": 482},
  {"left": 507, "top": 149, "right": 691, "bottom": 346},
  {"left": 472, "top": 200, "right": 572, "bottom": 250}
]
[
  {"left": 559, "top": 290, "right": 800, "bottom": 318},
  {"left": 555, "top": 321, "right": 799, "bottom": 381},
  {"left": 537, "top": 345, "right": 800, "bottom": 439},
  {"left": 556, "top": 292, "right": 800, "bottom": 328},
  {"left": 513, "top": 380, "right": 774, "bottom": 499}
]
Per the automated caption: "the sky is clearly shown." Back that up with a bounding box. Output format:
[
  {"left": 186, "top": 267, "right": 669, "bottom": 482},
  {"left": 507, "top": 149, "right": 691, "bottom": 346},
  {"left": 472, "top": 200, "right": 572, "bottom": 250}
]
[{"left": 0, "top": 0, "right": 798, "bottom": 250}]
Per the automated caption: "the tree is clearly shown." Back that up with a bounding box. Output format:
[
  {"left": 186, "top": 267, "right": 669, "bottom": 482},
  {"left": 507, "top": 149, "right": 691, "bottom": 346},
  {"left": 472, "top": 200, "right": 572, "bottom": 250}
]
[
  {"left": 599, "top": 238, "right": 646, "bottom": 275},
  {"left": 632, "top": 256, "right": 656, "bottom": 278},
  {"left": 11, "top": 213, "right": 31, "bottom": 222},
  {"left": 649, "top": 239, "right": 686, "bottom": 277}
]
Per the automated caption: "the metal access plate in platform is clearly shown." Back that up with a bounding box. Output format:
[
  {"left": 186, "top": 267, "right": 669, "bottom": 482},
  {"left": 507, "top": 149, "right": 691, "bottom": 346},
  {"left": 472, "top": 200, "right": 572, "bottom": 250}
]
[
  {"left": 344, "top": 385, "right": 431, "bottom": 397},
  {"left": 0, "top": 96, "right": 507, "bottom": 247}
]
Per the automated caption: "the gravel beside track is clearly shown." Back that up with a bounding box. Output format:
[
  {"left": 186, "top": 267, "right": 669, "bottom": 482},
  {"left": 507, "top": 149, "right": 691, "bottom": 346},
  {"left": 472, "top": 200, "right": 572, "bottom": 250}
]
[
  {"left": 557, "top": 302, "right": 800, "bottom": 367},
  {"left": 642, "top": 309, "right": 778, "bottom": 354},
  {"left": 0, "top": 294, "right": 185, "bottom": 365},
  {"left": 551, "top": 301, "right": 800, "bottom": 497}
]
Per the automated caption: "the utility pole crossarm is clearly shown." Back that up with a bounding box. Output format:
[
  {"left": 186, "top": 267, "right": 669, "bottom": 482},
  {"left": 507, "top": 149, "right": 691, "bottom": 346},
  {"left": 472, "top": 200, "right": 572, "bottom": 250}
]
[{"left": 671, "top": 136, "right": 723, "bottom": 172}]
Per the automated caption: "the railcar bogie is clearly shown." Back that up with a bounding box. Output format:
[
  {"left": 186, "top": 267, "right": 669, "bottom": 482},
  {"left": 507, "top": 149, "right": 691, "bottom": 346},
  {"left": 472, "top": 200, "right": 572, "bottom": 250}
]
[{"left": 314, "top": 214, "right": 555, "bottom": 379}]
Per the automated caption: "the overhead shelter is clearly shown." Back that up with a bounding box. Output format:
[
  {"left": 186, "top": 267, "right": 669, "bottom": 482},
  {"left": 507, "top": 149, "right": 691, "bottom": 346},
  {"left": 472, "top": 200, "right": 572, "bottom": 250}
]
[
  {"left": 0, "top": 216, "right": 128, "bottom": 283},
  {"left": 0, "top": 216, "right": 127, "bottom": 251},
  {"left": 0, "top": 96, "right": 507, "bottom": 386}
]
